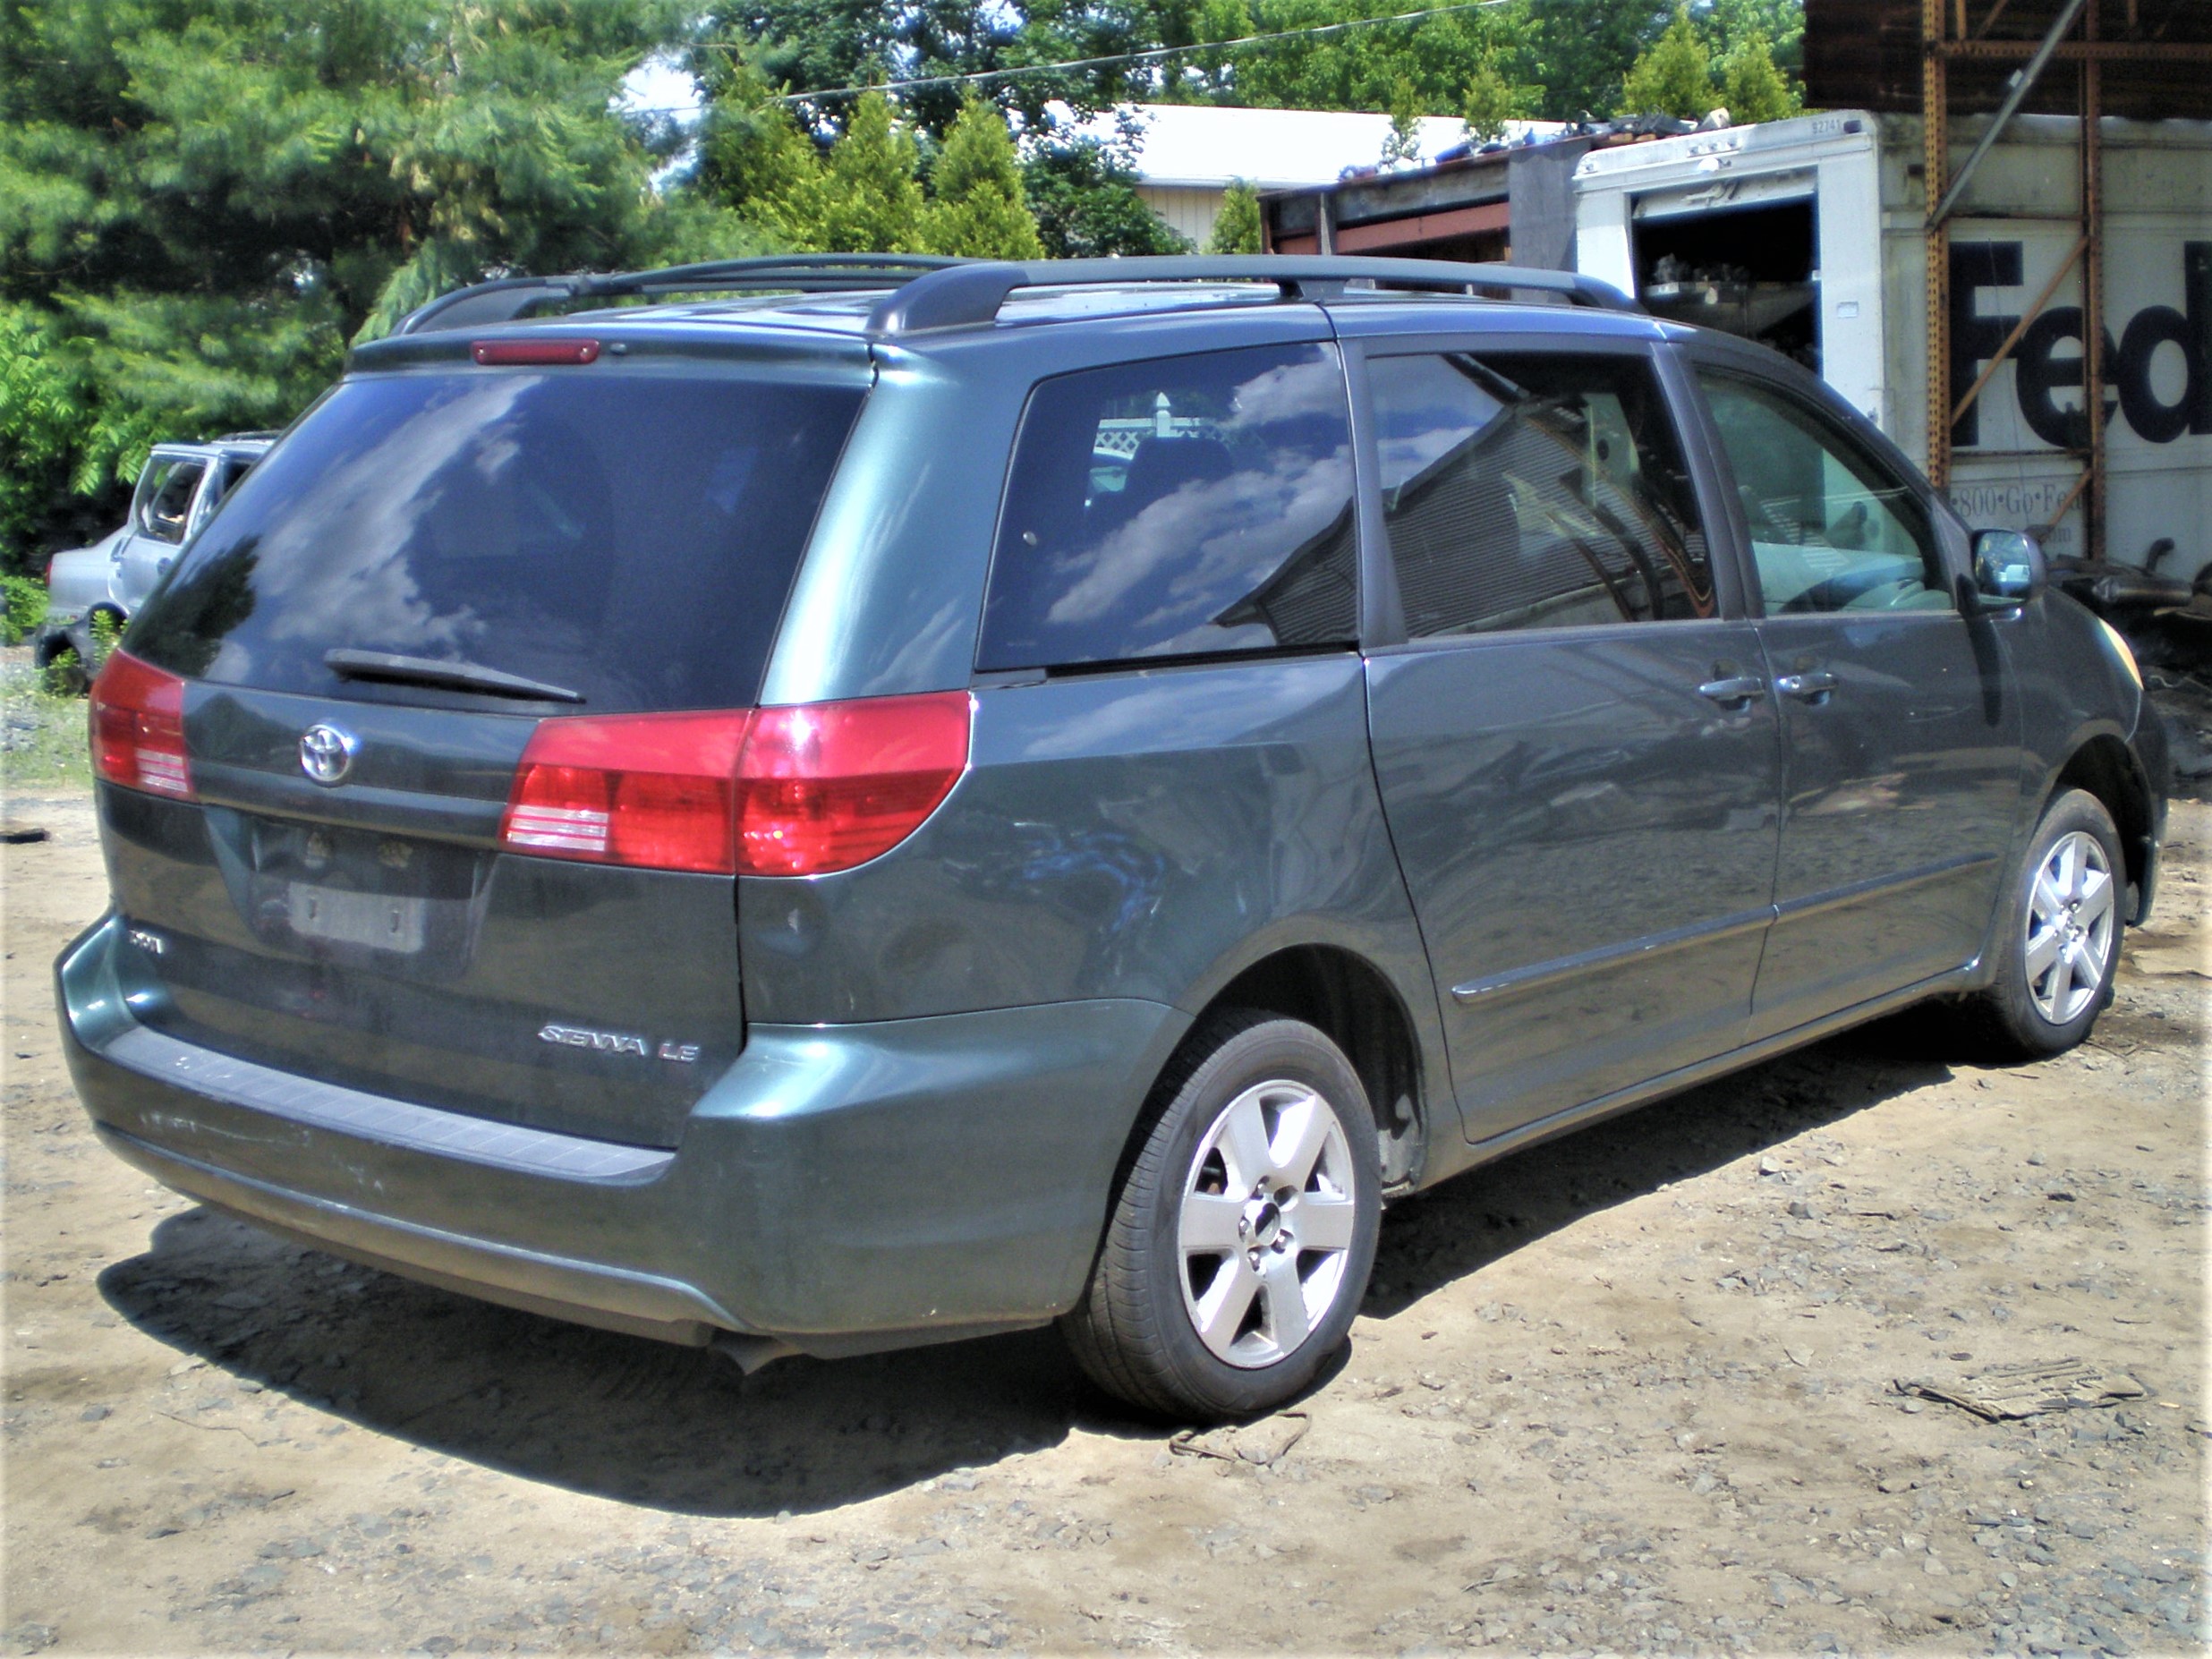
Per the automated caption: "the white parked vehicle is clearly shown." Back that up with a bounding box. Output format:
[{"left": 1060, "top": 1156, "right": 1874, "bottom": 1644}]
[{"left": 36, "top": 435, "right": 271, "bottom": 683}]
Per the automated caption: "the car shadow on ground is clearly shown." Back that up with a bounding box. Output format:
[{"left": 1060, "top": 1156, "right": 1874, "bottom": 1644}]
[{"left": 98, "top": 1023, "right": 1953, "bottom": 1519}]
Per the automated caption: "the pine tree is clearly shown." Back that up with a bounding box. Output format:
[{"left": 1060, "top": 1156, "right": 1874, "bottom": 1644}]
[
  {"left": 1206, "top": 181, "right": 1263, "bottom": 255},
  {"left": 1380, "top": 78, "right": 1426, "bottom": 168},
  {"left": 0, "top": 0, "right": 698, "bottom": 573},
  {"left": 1720, "top": 28, "right": 1801, "bottom": 124},
  {"left": 1462, "top": 46, "right": 1535, "bottom": 143},
  {"left": 920, "top": 96, "right": 1044, "bottom": 259},
  {"left": 1619, "top": 7, "right": 1718, "bottom": 121},
  {"left": 799, "top": 93, "right": 927, "bottom": 254}
]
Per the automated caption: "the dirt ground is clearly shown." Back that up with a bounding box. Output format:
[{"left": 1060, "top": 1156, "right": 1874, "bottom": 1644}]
[{"left": 3, "top": 785, "right": 2205, "bottom": 1658}]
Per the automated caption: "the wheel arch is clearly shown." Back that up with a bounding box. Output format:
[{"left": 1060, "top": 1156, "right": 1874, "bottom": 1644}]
[
  {"left": 2046, "top": 734, "right": 2155, "bottom": 923},
  {"left": 1170, "top": 942, "right": 1434, "bottom": 1194}
]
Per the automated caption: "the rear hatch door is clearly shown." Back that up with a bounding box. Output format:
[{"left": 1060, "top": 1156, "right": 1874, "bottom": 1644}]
[{"left": 105, "top": 336, "right": 870, "bottom": 1148}]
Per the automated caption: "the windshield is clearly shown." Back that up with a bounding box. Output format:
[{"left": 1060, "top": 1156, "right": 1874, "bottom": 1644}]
[{"left": 129, "top": 368, "right": 866, "bottom": 712}]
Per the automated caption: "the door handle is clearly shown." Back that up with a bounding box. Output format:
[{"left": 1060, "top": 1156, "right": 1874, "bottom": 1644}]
[
  {"left": 1697, "top": 675, "right": 1765, "bottom": 706},
  {"left": 1774, "top": 669, "right": 1841, "bottom": 703}
]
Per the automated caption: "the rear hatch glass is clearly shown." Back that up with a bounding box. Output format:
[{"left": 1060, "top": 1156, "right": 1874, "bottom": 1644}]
[
  {"left": 110, "top": 363, "right": 866, "bottom": 1149},
  {"left": 132, "top": 366, "right": 865, "bottom": 710}
]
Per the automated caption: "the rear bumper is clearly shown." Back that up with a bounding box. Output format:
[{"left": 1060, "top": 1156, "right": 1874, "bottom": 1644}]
[{"left": 59, "top": 913, "right": 1187, "bottom": 1354}]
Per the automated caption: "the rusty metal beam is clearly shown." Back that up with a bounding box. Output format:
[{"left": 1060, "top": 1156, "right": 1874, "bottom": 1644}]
[
  {"left": 1928, "top": 0, "right": 2088, "bottom": 228},
  {"left": 2081, "top": 5, "right": 2105, "bottom": 565},
  {"left": 1925, "top": 0, "right": 1951, "bottom": 489},
  {"left": 1970, "top": 0, "right": 2018, "bottom": 40},
  {"left": 1951, "top": 232, "right": 2089, "bottom": 427},
  {"left": 1939, "top": 38, "right": 2212, "bottom": 60},
  {"left": 2030, "top": 466, "right": 2095, "bottom": 540}
]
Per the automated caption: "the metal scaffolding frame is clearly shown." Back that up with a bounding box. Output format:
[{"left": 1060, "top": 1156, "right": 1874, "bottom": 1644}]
[{"left": 1915, "top": 0, "right": 2199, "bottom": 557}]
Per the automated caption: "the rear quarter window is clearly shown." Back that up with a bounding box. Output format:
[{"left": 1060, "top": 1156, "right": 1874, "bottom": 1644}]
[
  {"left": 128, "top": 368, "right": 865, "bottom": 712},
  {"left": 978, "top": 343, "right": 1357, "bottom": 671}
]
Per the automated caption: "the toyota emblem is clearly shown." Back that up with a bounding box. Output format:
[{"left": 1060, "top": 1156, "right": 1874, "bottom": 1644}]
[{"left": 298, "top": 723, "right": 358, "bottom": 786}]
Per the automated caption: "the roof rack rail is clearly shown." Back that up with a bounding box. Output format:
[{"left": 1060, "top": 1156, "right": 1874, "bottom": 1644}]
[
  {"left": 393, "top": 254, "right": 966, "bottom": 336},
  {"left": 864, "top": 257, "right": 1638, "bottom": 336}
]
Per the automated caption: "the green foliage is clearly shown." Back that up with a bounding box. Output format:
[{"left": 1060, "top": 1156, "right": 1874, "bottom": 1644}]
[
  {"left": 1205, "top": 180, "right": 1263, "bottom": 254},
  {"left": 0, "top": 304, "right": 99, "bottom": 574},
  {"left": 921, "top": 97, "right": 1044, "bottom": 259},
  {"left": 2, "top": 655, "right": 95, "bottom": 785},
  {"left": 814, "top": 93, "right": 928, "bottom": 252},
  {"left": 698, "top": 0, "right": 1022, "bottom": 140},
  {"left": 1379, "top": 77, "right": 1425, "bottom": 166},
  {"left": 1525, "top": 0, "right": 1670, "bottom": 120},
  {"left": 1619, "top": 6, "right": 1716, "bottom": 120},
  {"left": 1022, "top": 134, "right": 1191, "bottom": 259},
  {"left": 1461, "top": 46, "right": 1533, "bottom": 142},
  {"left": 1699, "top": 0, "right": 1804, "bottom": 82},
  {"left": 2, "top": 0, "right": 698, "bottom": 571},
  {"left": 2, "top": 574, "right": 47, "bottom": 644},
  {"left": 1719, "top": 27, "right": 1800, "bottom": 123}
]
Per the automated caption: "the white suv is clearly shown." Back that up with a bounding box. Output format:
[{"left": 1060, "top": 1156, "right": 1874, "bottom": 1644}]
[{"left": 35, "top": 435, "right": 271, "bottom": 685}]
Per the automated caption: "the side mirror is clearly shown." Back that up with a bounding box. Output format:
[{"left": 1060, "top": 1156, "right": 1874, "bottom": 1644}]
[{"left": 1970, "top": 527, "right": 2046, "bottom": 608}]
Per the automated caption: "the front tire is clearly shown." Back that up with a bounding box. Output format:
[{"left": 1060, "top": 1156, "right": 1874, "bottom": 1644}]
[
  {"left": 1063, "top": 1009, "right": 1381, "bottom": 1421},
  {"left": 1966, "top": 788, "right": 2125, "bottom": 1059}
]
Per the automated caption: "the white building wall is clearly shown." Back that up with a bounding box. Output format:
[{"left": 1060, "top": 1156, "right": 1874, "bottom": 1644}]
[{"left": 1139, "top": 185, "right": 1225, "bottom": 250}]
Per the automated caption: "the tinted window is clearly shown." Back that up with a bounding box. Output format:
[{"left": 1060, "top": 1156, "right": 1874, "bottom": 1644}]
[
  {"left": 980, "top": 344, "right": 1357, "bottom": 671},
  {"left": 135, "top": 458, "right": 207, "bottom": 546},
  {"left": 129, "top": 370, "right": 864, "bottom": 711},
  {"left": 1695, "top": 370, "right": 1947, "bottom": 614},
  {"left": 1368, "top": 352, "right": 1712, "bottom": 635}
]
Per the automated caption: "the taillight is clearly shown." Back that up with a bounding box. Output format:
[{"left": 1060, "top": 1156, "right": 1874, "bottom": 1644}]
[
  {"left": 734, "top": 692, "right": 971, "bottom": 876},
  {"left": 89, "top": 650, "right": 192, "bottom": 798},
  {"left": 498, "top": 692, "right": 970, "bottom": 877},
  {"left": 502, "top": 710, "right": 750, "bottom": 875}
]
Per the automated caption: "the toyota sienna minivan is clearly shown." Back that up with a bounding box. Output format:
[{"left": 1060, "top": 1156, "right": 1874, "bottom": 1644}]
[{"left": 60, "top": 255, "right": 2168, "bottom": 1419}]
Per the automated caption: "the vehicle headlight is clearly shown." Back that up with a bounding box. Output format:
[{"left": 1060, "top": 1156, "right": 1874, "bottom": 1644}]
[{"left": 2094, "top": 616, "right": 2143, "bottom": 692}]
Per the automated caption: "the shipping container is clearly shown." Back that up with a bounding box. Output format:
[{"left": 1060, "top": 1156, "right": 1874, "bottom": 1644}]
[{"left": 1573, "top": 111, "right": 2211, "bottom": 574}]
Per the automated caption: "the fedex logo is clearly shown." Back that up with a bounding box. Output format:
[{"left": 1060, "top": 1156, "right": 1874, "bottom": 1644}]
[{"left": 1950, "top": 241, "right": 2210, "bottom": 449}]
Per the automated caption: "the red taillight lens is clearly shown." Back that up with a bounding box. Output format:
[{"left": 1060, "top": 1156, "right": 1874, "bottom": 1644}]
[
  {"left": 89, "top": 649, "right": 192, "bottom": 798},
  {"left": 497, "top": 692, "right": 970, "bottom": 878},
  {"left": 734, "top": 692, "right": 971, "bottom": 876},
  {"left": 502, "top": 710, "right": 750, "bottom": 875}
]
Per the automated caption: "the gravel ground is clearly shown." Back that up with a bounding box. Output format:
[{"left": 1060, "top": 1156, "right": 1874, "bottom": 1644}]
[{"left": 3, "top": 786, "right": 2205, "bottom": 1658}]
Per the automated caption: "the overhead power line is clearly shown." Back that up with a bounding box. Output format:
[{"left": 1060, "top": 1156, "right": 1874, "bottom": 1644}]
[{"left": 691, "top": 0, "right": 1517, "bottom": 107}]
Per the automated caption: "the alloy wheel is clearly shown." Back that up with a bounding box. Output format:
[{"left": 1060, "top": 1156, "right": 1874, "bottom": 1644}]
[
  {"left": 1177, "top": 1079, "right": 1358, "bottom": 1368},
  {"left": 2024, "top": 829, "right": 2116, "bottom": 1025}
]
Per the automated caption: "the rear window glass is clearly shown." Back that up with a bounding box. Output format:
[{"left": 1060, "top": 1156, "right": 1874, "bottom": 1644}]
[
  {"left": 978, "top": 343, "right": 1357, "bottom": 672},
  {"left": 128, "top": 369, "right": 865, "bottom": 712}
]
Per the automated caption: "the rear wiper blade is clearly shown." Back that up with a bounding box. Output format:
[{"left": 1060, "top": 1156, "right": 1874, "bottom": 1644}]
[{"left": 323, "top": 649, "right": 583, "bottom": 704}]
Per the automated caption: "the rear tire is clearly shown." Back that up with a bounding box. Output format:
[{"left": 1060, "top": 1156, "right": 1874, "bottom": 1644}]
[
  {"left": 1062, "top": 1009, "right": 1380, "bottom": 1421},
  {"left": 1963, "top": 788, "right": 2125, "bottom": 1059}
]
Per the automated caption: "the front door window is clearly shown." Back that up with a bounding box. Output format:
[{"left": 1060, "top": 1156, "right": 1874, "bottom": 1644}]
[{"left": 1695, "top": 370, "right": 1950, "bottom": 615}]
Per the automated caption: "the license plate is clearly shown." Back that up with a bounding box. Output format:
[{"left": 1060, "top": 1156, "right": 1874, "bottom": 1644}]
[{"left": 285, "top": 884, "right": 427, "bottom": 952}]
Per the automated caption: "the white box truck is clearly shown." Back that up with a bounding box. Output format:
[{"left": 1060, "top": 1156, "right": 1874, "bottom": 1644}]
[{"left": 1572, "top": 111, "right": 2210, "bottom": 578}]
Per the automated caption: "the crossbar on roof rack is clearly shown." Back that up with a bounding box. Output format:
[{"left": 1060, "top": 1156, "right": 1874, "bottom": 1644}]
[
  {"left": 392, "top": 253, "right": 1638, "bottom": 338},
  {"left": 393, "top": 255, "right": 966, "bottom": 335},
  {"left": 864, "top": 258, "right": 1638, "bottom": 335}
]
